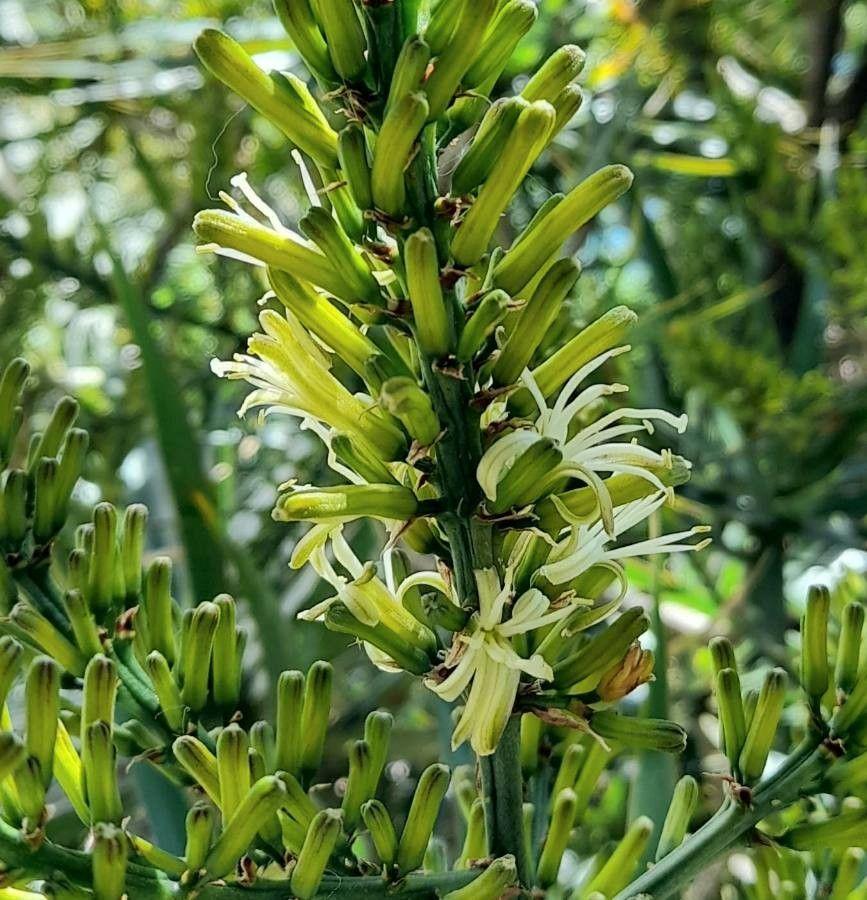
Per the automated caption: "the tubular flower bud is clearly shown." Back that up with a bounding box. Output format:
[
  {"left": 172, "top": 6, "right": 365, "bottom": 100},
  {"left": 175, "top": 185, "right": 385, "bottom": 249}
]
[
  {"left": 276, "top": 770, "right": 318, "bottom": 828},
  {"left": 457, "top": 797, "right": 487, "bottom": 868},
  {"left": 831, "top": 847, "right": 865, "bottom": 899},
  {"left": 464, "top": 0, "right": 539, "bottom": 89},
  {"left": 87, "top": 502, "right": 118, "bottom": 617},
  {"left": 520, "top": 713, "right": 542, "bottom": 777},
  {"left": 552, "top": 82, "right": 584, "bottom": 133},
  {"left": 424, "top": 0, "right": 464, "bottom": 54},
  {"left": 250, "top": 720, "right": 276, "bottom": 772},
  {"left": 184, "top": 801, "right": 217, "bottom": 877},
  {"left": 581, "top": 816, "right": 653, "bottom": 898},
  {"left": 337, "top": 124, "right": 373, "bottom": 212},
  {"left": 204, "top": 776, "right": 287, "bottom": 879},
  {"left": 451, "top": 97, "right": 527, "bottom": 196},
  {"left": 53, "top": 427, "right": 88, "bottom": 527},
  {"left": 272, "top": 0, "right": 336, "bottom": 83},
  {"left": 522, "top": 44, "right": 586, "bottom": 103},
  {"left": 300, "top": 661, "right": 333, "bottom": 783},
  {"left": 331, "top": 434, "right": 398, "bottom": 485},
  {"left": 0, "top": 731, "right": 25, "bottom": 783},
  {"left": 92, "top": 822, "right": 128, "bottom": 900},
  {"left": 211, "top": 594, "right": 242, "bottom": 708},
  {"left": 709, "top": 636, "right": 737, "bottom": 675},
  {"left": 492, "top": 258, "right": 581, "bottom": 385},
  {"left": 145, "top": 651, "right": 185, "bottom": 732},
  {"left": 362, "top": 709, "right": 393, "bottom": 797},
  {"left": 29, "top": 395, "right": 78, "bottom": 469},
  {"left": 143, "top": 557, "right": 175, "bottom": 664},
  {"left": 341, "top": 739, "right": 373, "bottom": 831},
  {"left": 591, "top": 711, "right": 687, "bottom": 753},
  {"left": 276, "top": 483, "right": 419, "bottom": 524},
  {"left": 832, "top": 671, "right": 867, "bottom": 737},
  {"left": 173, "top": 735, "right": 221, "bottom": 805},
  {"left": 371, "top": 92, "right": 430, "bottom": 217},
  {"left": 379, "top": 377, "right": 442, "bottom": 446},
  {"left": 423, "top": 0, "right": 499, "bottom": 120},
  {"left": 194, "top": 30, "right": 338, "bottom": 168},
  {"left": 7, "top": 602, "right": 85, "bottom": 676},
  {"left": 275, "top": 669, "right": 305, "bottom": 776},
  {"left": 2, "top": 469, "right": 28, "bottom": 544},
  {"left": 32, "top": 457, "right": 59, "bottom": 544},
  {"left": 739, "top": 667, "right": 786, "bottom": 782},
  {"left": 484, "top": 436, "right": 564, "bottom": 514},
  {"left": 315, "top": 0, "right": 367, "bottom": 81},
  {"left": 782, "top": 808, "right": 867, "bottom": 851},
  {"left": 451, "top": 101, "right": 556, "bottom": 267},
  {"left": 495, "top": 165, "right": 634, "bottom": 296},
  {"left": 299, "top": 206, "right": 381, "bottom": 304},
  {"left": 386, "top": 36, "right": 431, "bottom": 115},
  {"left": 406, "top": 227, "right": 453, "bottom": 356},
  {"left": 217, "top": 724, "right": 251, "bottom": 815},
  {"left": 597, "top": 643, "right": 655, "bottom": 702},
  {"left": 835, "top": 600, "right": 864, "bottom": 695},
  {"left": 397, "top": 763, "right": 451, "bottom": 873},
  {"left": 81, "top": 655, "right": 117, "bottom": 737},
  {"left": 290, "top": 808, "right": 343, "bottom": 899},
  {"left": 0, "top": 635, "right": 23, "bottom": 709},
  {"left": 655, "top": 775, "right": 699, "bottom": 861},
  {"left": 801, "top": 584, "right": 830, "bottom": 701},
  {"left": 119, "top": 504, "right": 146, "bottom": 601},
  {"left": 457, "top": 289, "right": 510, "bottom": 361},
  {"left": 362, "top": 799, "right": 398, "bottom": 866},
  {"left": 83, "top": 721, "right": 122, "bottom": 825},
  {"left": 716, "top": 668, "right": 747, "bottom": 771},
  {"left": 125, "top": 832, "right": 186, "bottom": 879},
  {"left": 25, "top": 656, "right": 60, "bottom": 788},
  {"left": 444, "top": 855, "right": 518, "bottom": 900},
  {"left": 537, "top": 788, "right": 577, "bottom": 887},
  {"left": 0, "top": 357, "right": 29, "bottom": 464},
  {"left": 180, "top": 601, "right": 219, "bottom": 712}
]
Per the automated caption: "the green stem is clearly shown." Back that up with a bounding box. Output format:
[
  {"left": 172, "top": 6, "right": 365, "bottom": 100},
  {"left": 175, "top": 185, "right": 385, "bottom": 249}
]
[{"left": 614, "top": 738, "right": 826, "bottom": 899}]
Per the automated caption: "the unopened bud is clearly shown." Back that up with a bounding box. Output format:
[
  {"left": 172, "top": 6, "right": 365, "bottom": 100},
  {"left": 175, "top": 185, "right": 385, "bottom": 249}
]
[
  {"left": 173, "top": 735, "right": 221, "bottom": 805},
  {"left": 451, "top": 98, "right": 527, "bottom": 196},
  {"left": 342, "top": 739, "right": 373, "bottom": 832},
  {"left": 25, "top": 655, "right": 59, "bottom": 788},
  {"left": 32, "top": 457, "right": 59, "bottom": 544},
  {"left": 217, "top": 724, "right": 252, "bottom": 816},
  {"left": 483, "top": 436, "right": 563, "bottom": 514},
  {"left": 782, "top": 808, "right": 867, "bottom": 851},
  {"left": 63, "top": 589, "right": 102, "bottom": 659},
  {"left": 551, "top": 742, "right": 584, "bottom": 805},
  {"left": 716, "top": 668, "right": 747, "bottom": 771},
  {"left": 552, "top": 83, "right": 584, "bottom": 133},
  {"left": 456, "top": 796, "right": 487, "bottom": 868},
  {"left": 275, "top": 483, "right": 419, "bottom": 523},
  {"left": 1, "top": 469, "right": 28, "bottom": 544},
  {"left": 830, "top": 847, "right": 864, "bottom": 900},
  {"left": 120, "top": 504, "right": 147, "bottom": 602},
  {"left": 397, "top": 763, "right": 450, "bottom": 873},
  {"left": 315, "top": 0, "right": 367, "bottom": 81},
  {"left": 386, "top": 36, "right": 431, "bottom": 115},
  {"left": 337, "top": 123, "right": 373, "bottom": 212},
  {"left": 444, "top": 854, "right": 518, "bottom": 900},
  {"left": 709, "top": 636, "right": 737, "bottom": 675},
  {"left": 801, "top": 584, "right": 830, "bottom": 701},
  {"left": 424, "top": 0, "right": 463, "bottom": 54},
  {"left": 143, "top": 557, "right": 175, "bottom": 665},
  {"left": 522, "top": 45, "right": 586, "bottom": 103},
  {"left": 835, "top": 601, "right": 864, "bottom": 695},
  {"left": 379, "top": 377, "right": 441, "bottom": 446},
  {"left": 0, "top": 635, "right": 23, "bottom": 709},
  {"left": 180, "top": 601, "right": 219, "bottom": 712},
  {"left": 211, "top": 594, "right": 242, "bottom": 708},
  {"left": 83, "top": 721, "right": 122, "bottom": 824},
  {"left": 520, "top": 713, "right": 542, "bottom": 777},
  {"left": 299, "top": 661, "right": 333, "bottom": 785},
  {"left": 739, "top": 668, "right": 786, "bottom": 782},
  {"left": 655, "top": 775, "right": 699, "bottom": 861},
  {"left": 583, "top": 816, "right": 653, "bottom": 897},
  {"left": 362, "top": 798, "right": 398, "bottom": 866},
  {"left": 457, "top": 289, "right": 510, "bottom": 362},
  {"left": 371, "top": 92, "right": 430, "bottom": 217},
  {"left": 363, "top": 709, "right": 393, "bottom": 798},
  {"left": 275, "top": 669, "right": 305, "bottom": 776},
  {"left": 145, "top": 651, "right": 185, "bottom": 732},
  {"left": 591, "top": 711, "right": 687, "bottom": 753},
  {"left": 184, "top": 801, "right": 217, "bottom": 877},
  {"left": 537, "top": 788, "right": 577, "bottom": 887},
  {"left": 7, "top": 603, "right": 80, "bottom": 676},
  {"left": 405, "top": 227, "right": 453, "bottom": 356},
  {"left": 465, "top": 0, "right": 538, "bottom": 89},
  {"left": 30, "top": 396, "right": 78, "bottom": 470},
  {"left": 0, "top": 731, "right": 25, "bottom": 782},
  {"left": 290, "top": 808, "right": 343, "bottom": 899},
  {"left": 87, "top": 502, "right": 118, "bottom": 617},
  {"left": 81, "top": 655, "right": 117, "bottom": 738},
  {"left": 833, "top": 671, "right": 867, "bottom": 737},
  {"left": 92, "top": 822, "right": 128, "bottom": 900},
  {"left": 272, "top": 0, "right": 335, "bottom": 84},
  {"left": 0, "top": 358, "right": 29, "bottom": 464}
]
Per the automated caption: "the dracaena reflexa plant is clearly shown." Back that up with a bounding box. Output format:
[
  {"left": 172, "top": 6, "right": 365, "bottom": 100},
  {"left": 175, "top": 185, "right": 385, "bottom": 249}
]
[{"left": 1, "top": 3, "right": 867, "bottom": 900}]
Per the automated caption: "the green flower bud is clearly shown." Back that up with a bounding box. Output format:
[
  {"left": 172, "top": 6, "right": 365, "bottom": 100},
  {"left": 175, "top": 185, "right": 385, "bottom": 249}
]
[
  {"left": 379, "top": 377, "right": 441, "bottom": 445},
  {"left": 537, "top": 787, "right": 577, "bottom": 888},
  {"left": 522, "top": 45, "right": 586, "bottom": 103},
  {"left": 341, "top": 739, "right": 373, "bottom": 832},
  {"left": 519, "top": 713, "right": 542, "bottom": 777},
  {"left": 444, "top": 854, "right": 518, "bottom": 900},
  {"left": 457, "top": 289, "right": 510, "bottom": 362},
  {"left": 782, "top": 808, "right": 867, "bottom": 851},
  {"left": 332, "top": 434, "right": 398, "bottom": 485},
  {"left": 552, "top": 83, "right": 584, "bottom": 133},
  {"left": 205, "top": 776, "right": 287, "bottom": 878},
  {"left": 211, "top": 594, "right": 242, "bottom": 708},
  {"left": 173, "top": 735, "right": 221, "bottom": 805},
  {"left": 451, "top": 98, "right": 527, "bottom": 196},
  {"left": 801, "top": 584, "right": 831, "bottom": 702},
  {"left": 572, "top": 740, "right": 611, "bottom": 820},
  {"left": 276, "top": 769, "right": 318, "bottom": 829},
  {"left": 1, "top": 469, "right": 28, "bottom": 544},
  {"left": 716, "top": 668, "right": 747, "bottom": 771},
  {"left": 0, "top": 358, "right": 29, "bottom": 465},
  {"left": 591, "top": 711, "right": 687, "bottom": 753},
  {"left": 15, "top": 752, "right": 45, "bottom": 823},
  {"left": 361, "top": 798, "right": 398, "bottom": 866},
  {"left": 81, "top": 655, "right": 117, "bottom": 738},
  {"left": 510, "top": 305, "right": 637, "bottom": 415},
  {"left": 371, "top": 92, "right": 430, "bottom": 217},
  {"left": 250, "top": 720, "right": 276, "bottom": 773},
  {"left": 29, "top": 395, "right": 78, "bottom": 471},
  {"left": 581, "top": 816, "right": 653, "bottom": 898},
  {"left": 194, "top": 30, "right": 338, "bottom": 167},
  {"left": 145, "top": 651, "right": 185, "bottom": 732},
  {"left": 142, "top": 557, "right": 175, "bottom": 665},
  {"left": 315, "top": 0, "right": 367, "bottom": 81},
  {"left": 739, "top": 668, "right": 787, "bottom": 782},
  {"left": 0, "top": 731, "right": 25, "bottom": 783},
  {"left": 290, "top": 808, "right": 343, "bottom": 899},
  {"left": 87, "top": 502, "right": 118, "bottom": 617},
  {"left": 32, "top": 457, "right": 59, "bottom": 544},
  {"left": 184, "top": 801, "right": 217, "bottom": 877},
  {"left": 831, "top": 847, "right": 864, "bottom": 900},
  {"left": 386, "top": 36, "right": 431, "bottom": 115},
  {"left": 655, "top": 775, "right": 699, "bottom": 861},
  {"left": 25, "top": 655, "right": 59, "bottom": 788},
  {"left": 709, "top": 636, "right": 737, "bottom": 675},
  {"left": 836, "top": 601, "right": 864, "bottom": 695},
  {"left": 0, "top": 635, "right": 23, "bottom": 709},
  {"left": 7, "top": 602, "right": 86, "bottom": 675},
  {"left": 551, "top": 743, "right": 584, "bottom": 806},
  {"left": 119, "top": 504, "right": 147, "bottom": 602},
  {"left": 397, "top": 763, "right": 450, "bottom": 873},
  {"left": 325, "top": 601, "right": 433, "bottom": 675},
  {"left": 363, "top": 709, "right": 393, "bottom": 798},
  {"left": 217, "top": 724, "right": 251, "bottom": 816},
  {"left": 61, "top": 589, "right": 101, "bottom": 660},
  {"left": 195, "top": 209, "right": 358, "bottom": 300},
  {"left": 456, "top": 797, "right": 487, "bottom": 868},
  {"left": 180, "top": 600, "right": 220, "bottom": 712},
  {"left": 83, "top": 721, "right": 122, "bottom": 824},
  {"left": 424, "top": 0, "right": 463, "bottom": 54},
  {"left": 451, "top": 101, "right": 556, "bottom": 267},
  {"left": 833, "top": 671, "right": 867, "bottom": 737},
  {"left": 273, "top": 0, "right": 336, "bottom": 83},
  {"left": 465, "top": 0, "right": 538, "bottom": 89},
  {"left": 92, "top": 822, "right": 128, "bottom": 900},
  {"left": 275, "top": 669, "right": 305, "bottom": 776},
  {"left": 405, "top": 227, "right": 453, "bottom": 356},
  {"left": 275, "top": 483, "right": 419, "bottom": 523},
  {"left": 495, "top": 165, "right": 633, "bottom": 295},
  {"left": 423, "top": 0, "right": 499, "bottom": 120},
  {"left": 553, "top": 608, "right": 650, "bottom": 690},
  {"left": 300, "top": 206, "right": 381, "bottom": 304},
  {"left": 337, "top": 124, "right": 374, "bottom": 212},
  {"left": 484, "top": 435, "right": 563, "bottom": 515},
  {"left": 52, "top": 427, "right": 88, "bottom": 526},
  {"left": 300, "top": 660, "right": 333, "bottom": 784}
]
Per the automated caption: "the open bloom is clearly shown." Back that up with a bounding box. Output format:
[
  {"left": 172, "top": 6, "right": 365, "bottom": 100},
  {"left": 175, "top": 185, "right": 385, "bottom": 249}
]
[
  {"left": 478, "top": 346, "right": 688, "bottom": 533},
  {"left": 425, "top": 568, "right": 579, "bottom": 756}
]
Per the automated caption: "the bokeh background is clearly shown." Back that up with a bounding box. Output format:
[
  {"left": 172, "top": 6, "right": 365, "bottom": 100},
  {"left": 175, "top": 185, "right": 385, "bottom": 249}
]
[{"left": 2, "top": 0, "right": 866, "bottom": 893}]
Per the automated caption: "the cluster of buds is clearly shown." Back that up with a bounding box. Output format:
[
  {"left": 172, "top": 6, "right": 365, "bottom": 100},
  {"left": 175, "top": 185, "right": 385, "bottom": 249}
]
[{"left": 195, "top": 0, "right": 709, "bottom": 761}]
